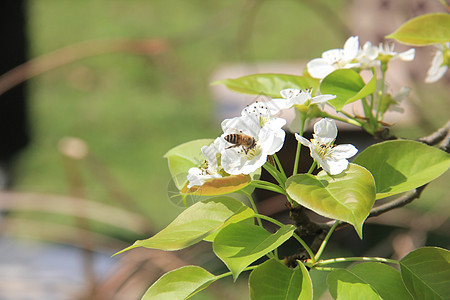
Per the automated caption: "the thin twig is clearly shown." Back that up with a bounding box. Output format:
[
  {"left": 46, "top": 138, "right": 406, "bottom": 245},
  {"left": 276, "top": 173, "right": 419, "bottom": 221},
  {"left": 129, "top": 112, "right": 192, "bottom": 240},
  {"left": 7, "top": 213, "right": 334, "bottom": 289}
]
[{"left": 418, "top": 120, "right": 450, "bottom": 146}]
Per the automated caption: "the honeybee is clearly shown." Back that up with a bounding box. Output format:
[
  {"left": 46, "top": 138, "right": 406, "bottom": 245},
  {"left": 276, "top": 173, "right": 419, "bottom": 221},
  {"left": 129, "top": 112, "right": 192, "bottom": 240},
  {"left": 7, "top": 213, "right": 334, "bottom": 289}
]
[{"left": 224, "top": 133, "right": 256, "bottom": 154}]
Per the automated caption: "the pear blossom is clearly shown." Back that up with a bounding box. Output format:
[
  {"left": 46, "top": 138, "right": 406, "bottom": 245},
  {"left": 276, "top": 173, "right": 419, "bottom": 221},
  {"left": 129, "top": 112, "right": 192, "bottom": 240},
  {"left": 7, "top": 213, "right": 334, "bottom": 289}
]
[
  {"left": 356, "top": 41, "right": 415, "bottom": 68},
  {"left": 186, "top": 138, "right": 225, "bottom": 188},
  {"left": 307, "top": 36, "right": 360, "bottom": 79},
  {"left": 268, "top": 88, "right": 336, "bottom": 113},
  {"left": 425, "top": 43, "right": 449, "bottom": 83},
  {"left": 295, "top": 118, "right": 358, "bottom": 175},
  {"left": 221, "top": 102, "right": 286, "bottom": 175},
  {"left": 376, "top": 42, "right": 415, "bottom": 64},
  {"left": 386, "top": 86, "right": 411, "bottom": 113}
]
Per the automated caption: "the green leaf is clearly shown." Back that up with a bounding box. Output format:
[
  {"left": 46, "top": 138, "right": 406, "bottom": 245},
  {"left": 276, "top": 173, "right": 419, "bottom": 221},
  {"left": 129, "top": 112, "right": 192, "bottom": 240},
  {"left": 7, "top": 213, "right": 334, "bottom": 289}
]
[
  {"left": 353, "top": 140, "right": 450, "bottom": 199},
  {"left": 249, "top": 258, "right": 313, "bottom": 300},
  {"left": 213, "top": 222, "right": 296, "bottom": 279},
  {"left": 115, "top": 197, "right": 254, "bottom": 254},
  {"left": 141, "top": 266, "right": 217, "bottom": 300},
  {"left": 328, "top": 262, "right": 413, "bottom": 300},
  {"left": 285, "top": 164, "right": 376, "bottom": 238},
  {"left": 327, "top": 270, "right": 380, "bottom": 300},
  {"left": 164, "top": 139, "right": 213, "bottom": 190},
  {"left": 213, "top": 73, "right": 320, "bottom": 98},
  {"left": 320, "top": 69, "right": 376, "bottom": 111},
  {"left": 386, "top": 13, "right": 450, "bottom": 46},
  {"left": 400, "top": 247, "right": 450, "bottom": 299}
]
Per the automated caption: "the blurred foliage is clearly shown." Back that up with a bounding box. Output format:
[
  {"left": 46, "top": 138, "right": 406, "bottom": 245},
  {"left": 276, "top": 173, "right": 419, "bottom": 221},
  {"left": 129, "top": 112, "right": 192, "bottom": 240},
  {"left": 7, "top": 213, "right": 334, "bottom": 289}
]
[{"left": 15, "top": 0, "right": 348, "bottom": 229}]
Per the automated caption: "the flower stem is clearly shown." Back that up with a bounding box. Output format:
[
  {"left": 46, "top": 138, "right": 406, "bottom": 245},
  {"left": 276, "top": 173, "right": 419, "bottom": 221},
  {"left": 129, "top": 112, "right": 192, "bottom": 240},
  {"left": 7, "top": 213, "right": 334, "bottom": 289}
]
[
  {"left": 254, "top": 214, "right": 315, "bottom": 261},
  {"left": 263, "top": 163, "right": 285, "bottom": 186},
  {"left": 242, "top": 191, "right": 263, "bottom": 227},
  {"left": 272, "top": 154, "right": 287, "bottom": 181},
  {"left": 293, "top": 111, "right": 307, "bottom": 175},
  {"left": 252, "top": 180, "right": 286, "bottom": 195},
  {"left": 307, "top": 161, "right": 317, "bottom": 174},
  {"left": 314, "top": 220, "right": 339, "bottom": 262},
  {"left": 314, "top": 256, "right": 399, "bottom": 267}
]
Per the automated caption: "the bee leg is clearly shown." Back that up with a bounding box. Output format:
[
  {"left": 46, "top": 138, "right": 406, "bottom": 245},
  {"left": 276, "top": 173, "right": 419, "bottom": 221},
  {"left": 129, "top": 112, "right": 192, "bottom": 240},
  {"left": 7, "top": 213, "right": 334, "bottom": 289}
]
[{"left": 225, "top": 145, "right": 239, "bottom": 150}]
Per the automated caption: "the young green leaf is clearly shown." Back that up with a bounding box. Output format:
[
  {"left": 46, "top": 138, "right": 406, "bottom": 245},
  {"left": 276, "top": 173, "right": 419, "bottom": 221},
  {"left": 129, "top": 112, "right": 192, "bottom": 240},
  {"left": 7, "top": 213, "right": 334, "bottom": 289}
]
[
  {"left": 327, "top": 262, "right": 412, "bottom": 300},
  {"left": 213, "top": 74, "right": 319, "bottom": 98},
  {"left": 353, "top": 140, "right": 450, "bottom": 199},
  {"left": 114, "top": 197, "right": 254, "bottom": 254},
  {"left": 286, "top": 163, "right": 376, "bottom": 238},
  {"left": 386, "top": 13, "right": 450, "bottom": 46},
  {"left": 320, "top": 69, "right": 376, "bottom": 111},
  {"left": 164, "top": 139, "right": 213, "bottom": 190},
  {"left": 249, "top": 258, "right": 313, "bottom": 300},
  {"left": 213, "top": 222, "right": 296, "bottom": 279},
  {"left": 141, "top": 266, "right": 217, "bottom": 300},
  {"left": 400, "top": 247, "right": 450, "bottom": 299}
]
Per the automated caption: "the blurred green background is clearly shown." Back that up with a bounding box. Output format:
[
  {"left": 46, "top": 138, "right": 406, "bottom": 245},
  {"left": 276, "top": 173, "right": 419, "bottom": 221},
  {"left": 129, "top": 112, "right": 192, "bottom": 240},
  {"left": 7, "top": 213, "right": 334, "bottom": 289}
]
[{"left": 3, "top": 0, "right": 448, "bottom": 299}]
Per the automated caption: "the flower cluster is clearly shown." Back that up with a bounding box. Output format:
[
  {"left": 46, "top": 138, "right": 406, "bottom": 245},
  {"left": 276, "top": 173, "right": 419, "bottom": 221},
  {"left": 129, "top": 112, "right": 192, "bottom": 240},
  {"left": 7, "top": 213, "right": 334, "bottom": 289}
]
[
  {"left": 307, "top": 36, "right": 415, "bottom": 79},
  {"left": 187, "top": 101, "right": 286, "bottom": 188}
]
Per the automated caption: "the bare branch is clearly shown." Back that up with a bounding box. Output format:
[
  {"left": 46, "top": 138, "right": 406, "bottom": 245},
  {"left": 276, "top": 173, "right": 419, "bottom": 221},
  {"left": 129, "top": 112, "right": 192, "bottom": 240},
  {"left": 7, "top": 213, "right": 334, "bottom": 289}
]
[{"left": 418, "top": 120, "right": 450, "bottom": 146}]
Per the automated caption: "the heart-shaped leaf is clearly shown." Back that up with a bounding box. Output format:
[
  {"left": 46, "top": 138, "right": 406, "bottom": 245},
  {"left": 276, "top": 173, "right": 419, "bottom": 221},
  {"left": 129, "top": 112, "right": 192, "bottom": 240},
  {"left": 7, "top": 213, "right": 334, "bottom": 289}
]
[
  {"left": 327, "top": 262, "right": 413, "bottom": 300},
  {"left": 249, "top": 258, "right": 313, "bottom": 300},
  {"left": 213, "top": 74, "right": 320, "bottom": 98},
  {"left": 386, "top": 13, "right": 450, "bottom": 46},
  {"left": 353, "top": 140, "right": 450, "bottom": 199},
  {"left": 114, "top": 197, "right": 254, "bottom": 254},
  {"left": 286, "top": 163, "right": 376, "bottom": 238},
  {"left": 142, "top": 266, "right": 217, "bottom": 300},
  {"left": 400, "top": 247, "right": 450, "bottom": 299},
  {"left": 213, "top": 222, "right": 295, "bottom": 279},
  {"left": 320, "top": 69, "right": 376, "bottom": 111}
]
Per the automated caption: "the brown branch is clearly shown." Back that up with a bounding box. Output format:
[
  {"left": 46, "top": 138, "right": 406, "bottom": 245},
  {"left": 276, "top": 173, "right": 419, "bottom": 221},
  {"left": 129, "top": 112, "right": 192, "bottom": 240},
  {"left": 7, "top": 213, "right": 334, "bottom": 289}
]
[{"left": 417, "top": 120, "right": 450, "bottom": 146}]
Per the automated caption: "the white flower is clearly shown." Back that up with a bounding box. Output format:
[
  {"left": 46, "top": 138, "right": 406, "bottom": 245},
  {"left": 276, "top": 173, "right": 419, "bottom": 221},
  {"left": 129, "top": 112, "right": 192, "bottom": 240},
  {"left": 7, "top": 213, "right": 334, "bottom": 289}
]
[
  {"left": 425, "top": 43, "right": 449, "bottom": 83},
  {"left": 356, "top": 41, "right": 415, "bottom": 68},
  {"left": 221, "top": 102, "right": 286, "bottom": 175},
  {"left": 186, "top": 138, "right": 225, "bottom": 188},
  {"left": 356, "top": 41, "right": 381, "bottom": 69},
  {"left": 307, "top": 36, "right": 360, "bottom": 79},
  {"left": 376, "top": 42, "right": 415, "bottom": 63},
  {"left": 387, "top": 86, "right": 410, "bottom": 113},
  {"left": 295, "top": 118, "right": 358, "bottom": 175},
  {"left": 268, "top": 88, "right": 336, "bottom": 113}
]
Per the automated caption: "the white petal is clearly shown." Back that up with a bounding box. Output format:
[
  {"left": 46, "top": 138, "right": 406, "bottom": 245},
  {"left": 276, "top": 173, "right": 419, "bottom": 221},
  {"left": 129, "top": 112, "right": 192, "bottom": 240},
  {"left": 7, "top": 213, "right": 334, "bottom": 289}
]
[
  {"left": 331, "top": 144, "right": 358, "bottom": 159},
  {"left": 295, "top": 133, "right": 311, "bottom": 147},
  {"left": 307, "top": 58, "right": 336, "bottom": 79},
  {"left": 425, "top": 50, "right": 447, "bottom": 83},
  {"left": 280, "top": 88, "right": 300, "bottom": 99},
  {"left": 343, "top": 36, "right": 359, "bottom": 61},
  {"left": 290, "top": 91, "right": 312, "bottom": 105},
  {"left": 221, "top": 147, "right": 265, "bottom": 175},
  {"left": 258, "top": 126, "right": 285, "bottom": 155},
  {"left": 398, "top": 48, "right": 415, "bottom": 61},
  {"left": 266, "top": 98, "right": 292, "bottom": 113},
  {"left": 310, "top": 94, "right": 336, "bottom": 104},
  {"left": 314, "top": 118, "right": 337, "bottom": 141},
  {"left": 326, "top": 157, "right": 350, "bottom": 175}
]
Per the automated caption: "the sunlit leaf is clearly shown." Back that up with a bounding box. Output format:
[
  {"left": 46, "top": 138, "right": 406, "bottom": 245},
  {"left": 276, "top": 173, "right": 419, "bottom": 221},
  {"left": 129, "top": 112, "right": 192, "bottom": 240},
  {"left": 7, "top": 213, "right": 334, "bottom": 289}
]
[
  {"left": 213, "top": 74, "right": 320, "bottom": 98},
  {"left": 141, "top": 266, "right": 217, "bottom": 300},
  {"left": 386, "top": 13, "right": 450, "bottom": 46},
  {"left": 181, "top": 174, "right": 252, "bottom": 196},
  {"left": 249, "top": 258, "right": 313, "bottom": 300},
  {"left": 400, "top": 247, "right": 450, "bottom": 299},
  {"left": 114, "top": 197, "right": 254, "bottom": 254},
  {"left": 286, "top": 164, "right": 376, "bottom": 238},
  {"left": 213, "top": 222, "right": 295, "bottom": 279},
  {"left": 327, "top": 262, "right": 413, "bottom": 300},
  {"left": 320, "top": 69, "right": 376, "bottom": 111},
  {"left": 353, "top": 140, "right": 450, "bottom": 199}
]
